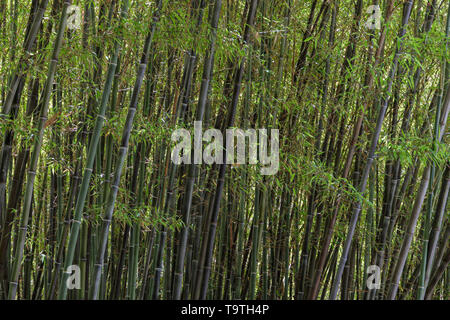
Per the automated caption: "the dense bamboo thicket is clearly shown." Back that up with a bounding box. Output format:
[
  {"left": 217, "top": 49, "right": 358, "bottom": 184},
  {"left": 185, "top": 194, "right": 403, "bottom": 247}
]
[{"left": 0, "top": 0, "right": 449, "bottom": 300}]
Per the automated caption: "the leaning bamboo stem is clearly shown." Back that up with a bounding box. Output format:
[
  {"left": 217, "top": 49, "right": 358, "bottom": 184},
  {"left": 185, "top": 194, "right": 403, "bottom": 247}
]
[
  {"left": 58, "top": 0, "right": 130, "bottom": 300},
  {"left": 172, "top": 0, "right": 222, "bottom": 300},
  {"left": 90, "top": 0, "right": 162, "bottom": 299},
  {"left": 199, "top": 0, "right": 258, "bottom": 299},
  {"left": 389, "top": 77, "right": 450, "bottom": 300}
]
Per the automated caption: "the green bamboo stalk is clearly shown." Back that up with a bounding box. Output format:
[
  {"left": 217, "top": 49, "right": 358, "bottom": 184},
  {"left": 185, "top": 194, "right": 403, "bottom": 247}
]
[
  {"left": 90, "top": 0, "right": 161, "bottom": 299},
  {"left": 0, "top": 0, "right": 49, "bottom": 117},
  {"left": 172, "top": 0, "right": 222, "bottom": 300},
  {"left": 199, "top": 0, "right": 259, "bottom": 299},
  {"left": 389, "top": 77, "right": 450, "bottom": 300},
  {"left": 422, "top": 3, "right": 450, "bottom": 296},
  {"left": 330, "top": 0, "right": 414, "bottom": 299},
  {"left": 7, "top": 0, "right": 72, "bottom": 300}
]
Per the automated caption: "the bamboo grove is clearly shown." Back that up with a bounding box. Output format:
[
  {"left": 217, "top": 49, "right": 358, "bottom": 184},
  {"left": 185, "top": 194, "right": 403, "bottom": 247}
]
[{"left": 0, "top": 0, "right": 448, "bottom": 301}]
